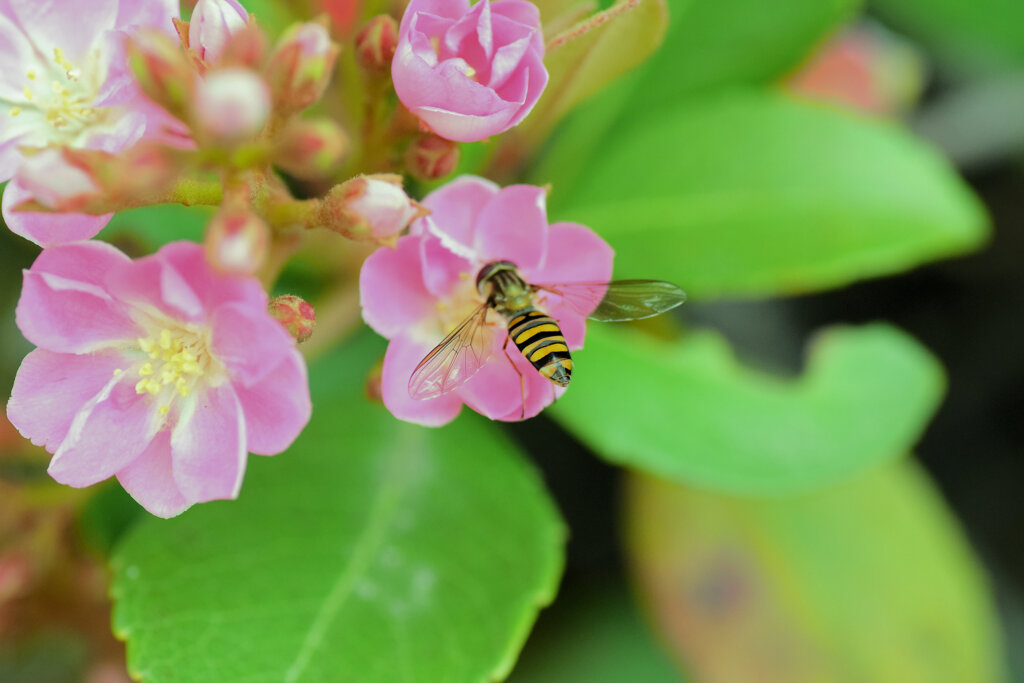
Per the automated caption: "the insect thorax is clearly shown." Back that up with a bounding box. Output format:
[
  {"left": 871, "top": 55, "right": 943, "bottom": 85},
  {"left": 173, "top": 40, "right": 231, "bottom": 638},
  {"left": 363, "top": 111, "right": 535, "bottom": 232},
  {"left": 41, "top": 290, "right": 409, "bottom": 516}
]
[{"left": 476, "top": 260, "right": 533, "bottom": 318}]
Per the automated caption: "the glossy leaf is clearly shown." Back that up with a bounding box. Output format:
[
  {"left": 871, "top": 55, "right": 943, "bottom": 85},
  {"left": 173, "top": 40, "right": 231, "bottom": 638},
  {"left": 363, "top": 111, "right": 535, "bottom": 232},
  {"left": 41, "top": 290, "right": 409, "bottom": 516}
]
[
  {"left": 625, "top": 460, "right": 1006, "bottom": 682},
  {"left": 871, "top": 0, "right": 1024, "bottom": 69},
  {"left": 518, "top": 0, "right": 669, "bottom": 146},
  {"left": 111, "top": 335, "right": 565, "bottom": 683},
  {"left": 552, "top": 323, "right": 944, "bottom": 494},
  {"left": 554, "top": 90, "right": 988, "bottom": 300}
]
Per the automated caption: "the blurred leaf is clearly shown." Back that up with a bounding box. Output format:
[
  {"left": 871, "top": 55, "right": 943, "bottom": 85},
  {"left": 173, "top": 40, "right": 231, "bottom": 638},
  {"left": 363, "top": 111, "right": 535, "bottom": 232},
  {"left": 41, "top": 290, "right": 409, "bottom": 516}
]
[
  {"left": 912, "top": 72, "right": 1024, "bottom": 169},
  {"left": 0, "top": 633, "right": 89, "bottom": 683},
  {"left": 533, "top": 0, "right": 598, "bottom": 36},
  {"left": 625, "top": 459, "right": 1006, "bottom": 682},
  {"left": 78, "top": 481, "right": 144, "bottom": 557},
  {"left": 519, "top": 0, "right": 669, "bottom": 147},
  {"left": 111, "top": 334, "right": 565, "bottom": 683},
  {"left": 508, "top": 583, "right": 684, "bottom": 682},
  {"left": 102, "top": 204, "right": 211, "bottom": 253},
  {"left": 553, "top": 323, "right": 944, "bottom": 494},
  {"left": 871, "top": 0, "right": 1024, "bottom": 70},
  {"left": 531, "top": 0, "right": 856, "bottom": 191},
  {"left": 554, "top": 89, "right": 988, "bottom": 300}
]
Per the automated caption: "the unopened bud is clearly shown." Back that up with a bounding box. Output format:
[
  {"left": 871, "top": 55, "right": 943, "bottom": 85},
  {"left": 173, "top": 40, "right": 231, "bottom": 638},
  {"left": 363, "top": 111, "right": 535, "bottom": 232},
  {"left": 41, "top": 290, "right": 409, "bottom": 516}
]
[
  {"left": 265, "top": 20, "right": 339, "bottom": 116},
  {"left": 217, "top": 20, "right": 267, "bottom": 70},
  {"left": 269, "top": 295, "right": 316, "bottom": 343},
  {"left": 0, "top": 553, "right": 31, "bottom": 604},
  {"left": 189, "top": 0, "right": 250, "bottom": 66},
  {"left": 321, "top": 174, "right": 423, "bottom": 245},
  {"left": 405, "top": 134, "right": 460, "bottom": 180},
  {"left": 18, "top": 149, "right": 101, "bottom": 211},
  {"left": 204, "top": 208, "right": 270, "bottom": 275},
  {"left": 193, "top": 68, "right": 271, "bottom": 144},
  {"left": 365, "top": 357, "right": 384, "bottom": 402},
  {"left": 275, "top": 118, "right": 349, "bottom": 179},
  {"left": 355, "top": 15, "right": 398, "bottom": 73},
  {"left": 125, "top": 29, "right": 195, "bottom": 120}
]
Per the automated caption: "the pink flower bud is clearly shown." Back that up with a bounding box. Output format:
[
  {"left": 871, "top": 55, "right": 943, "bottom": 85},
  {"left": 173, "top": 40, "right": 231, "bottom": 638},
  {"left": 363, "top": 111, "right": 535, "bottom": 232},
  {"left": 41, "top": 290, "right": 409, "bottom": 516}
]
[
  {"left": 392, "top": 0, "right": 548, "bottom": 142},
  {"left": 275, "top": 118, "right": 350, "bottom": 180},
  {"left": 322, "top": 174, "right": 423, "bottom": 244},
  {"left": 355, "top": 15, "right": 399, "bottom": 73},
  {"left": 193, "top": 68, "right": 272, "bottom": 144},
  {"left": 204, "top": 208, "right": 270, "bottom": 275},
  {"left": 190, "top": 0, "right": 250, "bottom": 65},
  {"left": 125, "top": 28, "right": 196, "bottom": 121},
  {"left": 405, "top": 134, "right": 460, "bottom": 180},
  {"left": 18, "top": 149, "right": 101, "bottom": 211},
  {"left": 266, "top": 21, "right": 340, "bottom": 116},
  {"left": 269, "top": 295, "right": 316, "bottom": 343}
]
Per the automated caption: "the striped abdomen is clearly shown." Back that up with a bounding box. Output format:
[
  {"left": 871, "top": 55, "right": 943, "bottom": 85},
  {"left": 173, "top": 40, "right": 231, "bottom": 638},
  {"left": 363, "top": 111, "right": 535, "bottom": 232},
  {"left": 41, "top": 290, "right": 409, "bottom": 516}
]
[{"left": 507, "top": 309, "right": 573, "bottom": 387}]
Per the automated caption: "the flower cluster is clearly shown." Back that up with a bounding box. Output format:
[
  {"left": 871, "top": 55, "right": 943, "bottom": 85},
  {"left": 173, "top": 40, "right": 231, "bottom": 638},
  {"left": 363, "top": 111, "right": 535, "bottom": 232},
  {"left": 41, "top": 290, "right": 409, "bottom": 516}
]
[{"left": 2, "top": 0, "right": 623, "bottom": 517}]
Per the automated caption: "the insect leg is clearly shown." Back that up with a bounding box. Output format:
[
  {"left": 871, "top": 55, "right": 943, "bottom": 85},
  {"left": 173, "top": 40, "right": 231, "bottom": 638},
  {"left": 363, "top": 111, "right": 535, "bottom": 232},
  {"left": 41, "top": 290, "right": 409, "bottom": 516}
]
[{"left": 502, "top": 334, "right": 526, "bottom": 420}]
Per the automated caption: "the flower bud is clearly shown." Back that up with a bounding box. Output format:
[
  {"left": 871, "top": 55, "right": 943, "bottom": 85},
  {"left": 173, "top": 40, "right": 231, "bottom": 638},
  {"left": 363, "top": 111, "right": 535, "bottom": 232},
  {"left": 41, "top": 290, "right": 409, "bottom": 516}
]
[
  {"left": 18, "top": 149, "right": 101, "bottom": 212},
  {"left": 193, "top": 68, "right": 271, "bottom": 144},
  {"left": 0, "top": 553, "right": 31, "bottom": 605},
  {"left": 265, "top": 21, "right": 339, "bottom": 116},
  {"left": 321, "top": 174, "right": 423, "bottom": 245},
  {"left": 405, "top": 134, "right": 460, "bottom": 181},
  {"left": 204, "top": 208, "right": 270, "bottom": 275},
  {"left": 355, "top": 15, "right": 398, "bottom": 73},
  {"left": 274, "top": 118, "right": 350, "bottom": 180},
  {"left": 125, "top": 28, "right": 195, "bottom": 121},
  {"left": 269, "top": 295, "right": 316, "bottom": 343},
  {"left": 189, "top": 0, "right": 250, "bottom": 66}
]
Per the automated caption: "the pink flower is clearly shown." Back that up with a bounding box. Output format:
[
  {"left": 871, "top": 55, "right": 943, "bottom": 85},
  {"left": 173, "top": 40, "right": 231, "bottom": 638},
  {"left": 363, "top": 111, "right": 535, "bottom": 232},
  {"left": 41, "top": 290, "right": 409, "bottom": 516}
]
[
  {"left": 359, "top": 175, "right": 613, "bottom": 426},
  {"left": 189, "top": 0, "right": 249, "bottom": 65},
  {"left": 0, "top": 0, "right": 182, "bottom": 246},
  {"left": 6, "top": 241, "right": 312, "bottom": 518},
  {"left": 392, "top": 0, "right": 548, "bottom": 142}
]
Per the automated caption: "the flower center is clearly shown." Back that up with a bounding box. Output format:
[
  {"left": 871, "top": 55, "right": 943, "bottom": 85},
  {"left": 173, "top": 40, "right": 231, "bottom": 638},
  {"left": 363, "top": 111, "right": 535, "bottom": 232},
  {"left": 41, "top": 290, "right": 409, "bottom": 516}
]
[
  {"left": 7, "top": 48, "right": 102, "bottom": 140},
  {"left": 124, "top": 328, "right": 217, "bottom": 416}
]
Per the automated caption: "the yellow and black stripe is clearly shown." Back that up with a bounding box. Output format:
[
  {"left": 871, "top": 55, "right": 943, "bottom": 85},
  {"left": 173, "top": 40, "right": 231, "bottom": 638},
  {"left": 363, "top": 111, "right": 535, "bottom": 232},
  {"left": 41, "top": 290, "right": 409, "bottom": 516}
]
[{"left": 507, "top": 309, "right": 573, "bottom": 387}]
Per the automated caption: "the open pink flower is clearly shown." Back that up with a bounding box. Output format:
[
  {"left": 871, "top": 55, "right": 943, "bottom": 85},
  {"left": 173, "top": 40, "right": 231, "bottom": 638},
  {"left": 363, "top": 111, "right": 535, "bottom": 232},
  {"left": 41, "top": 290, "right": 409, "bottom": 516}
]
[
  {"left": 0, "top": 0, "right": 181, "bottom": 246},
  {"left": 360, "top": 175, "right": 613, "bottom": 426},
  {"left": 392, "top": 0, "right": 548, "bottom": 142},
  {"left": 6, "top": 241, "right": 312, "bottom": 518}
]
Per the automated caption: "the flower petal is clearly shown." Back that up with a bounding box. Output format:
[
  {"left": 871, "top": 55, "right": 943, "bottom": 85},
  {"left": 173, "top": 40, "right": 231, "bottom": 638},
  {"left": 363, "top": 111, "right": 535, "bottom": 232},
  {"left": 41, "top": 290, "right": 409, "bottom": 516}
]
[
  {"left": 116, "top": 430, "right": 192, "bottom": 518},
  {"left": 0, "top": 9, "right": 37, "bottom": 103},
  {"left": 210, "top": 301, "right": 297, "bottom": 387},
  {"left": 104, "top": 245, "right": 205, "bottom": 324},
  {"left": 419, "top": 230, "right": 474, "bottom": 298},
  {"left": 3, "top": 180, "right": 112, "bottom": 246},
  {"left": 115, "top": 0, "right": 178, "bottom": 31},
  {"left": 7, "top": 0, "right": 117, "bottom": 61},
  {"left": 16, "top": 242, "right": 141, "bottom": 353},
  {"left": 360, "top": 235, "right": 436, "bottom": 338},
  {"left": 7, "top": 348, "right": 124, "bottom": 453},
  {"left": 233, "top": 350, "right": 311, "bottom": 455},
  {"left": 170, "top": 383, "right": 247, "bottom": 503},
  {"left": 159, "top": 241, "right": 267, "bottom": 313},
  {"left": 417, "top": 174, "right": 498, "bottom": 252},
  {"left": 382, "top": 335, "right": 463, "bottom": 427},
  {"left": 48, "top": 376, "right": 161, "bottom": 487},
  {"left": 398, "top": 0, "right": 470, "bottom": 33},
  {"left": 457, "top": 337, "right": 559, "bottom": 420},
  {"left": 473, "top": 184, "right": 548, "bottom": 270}
]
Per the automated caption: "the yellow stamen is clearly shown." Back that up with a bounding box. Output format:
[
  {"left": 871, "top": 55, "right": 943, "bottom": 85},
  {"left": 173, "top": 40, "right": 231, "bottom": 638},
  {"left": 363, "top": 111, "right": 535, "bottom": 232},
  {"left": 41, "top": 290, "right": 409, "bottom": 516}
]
[
  {"left": 23, "top": 85, "right": 33, "bottom": 101},
  {"left": 138, "top": 363, "right": 154, "bottom": 377},
  {"left": 9, "top": 107, "right": 21, "bottom": 117},
  {"left": 158, "top": 405, "right": 170, "bottom": 416},
  {"left": 26, "top": 68, "right": 36, "bottom": 80}
]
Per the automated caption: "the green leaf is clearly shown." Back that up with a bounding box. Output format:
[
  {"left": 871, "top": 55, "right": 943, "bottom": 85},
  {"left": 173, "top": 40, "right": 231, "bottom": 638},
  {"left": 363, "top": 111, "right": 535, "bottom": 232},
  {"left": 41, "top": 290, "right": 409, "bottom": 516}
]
[
  {"left": 633, "top": 0, "right": 859, "bottom": 109},
  {"left": 625, "top": 459, "right": 1006, "bottom": 682},
  {"left": 871, "top": 0, "right": 1024, "bottom": 70},
  {"left": 552, "top": 323, "right": 944, "bottom": 494},
  {"left": 518, "top": 0, "right": 669, "bottom": 147},
  {"left": 110, "top": 335, "right": 565, "bottom": 683},
  {"left": 102, "top": 204, "right": 211, "bottom": 252},
  {"left": 554, "top": 90, "right": 988, "bottom": 300},
  {"left": 508, "top": 584, "right": 684, "bottom": 682}
]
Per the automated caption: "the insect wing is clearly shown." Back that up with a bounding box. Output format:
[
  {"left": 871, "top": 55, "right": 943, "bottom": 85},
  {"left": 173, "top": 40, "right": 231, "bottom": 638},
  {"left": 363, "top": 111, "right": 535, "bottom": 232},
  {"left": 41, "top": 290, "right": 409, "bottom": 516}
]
[
  {"left": 534, "top": 280, "right": 686, "bottom": 322},
  {"left": 408, "top": 303, "right": 492, "bottom": 400}
]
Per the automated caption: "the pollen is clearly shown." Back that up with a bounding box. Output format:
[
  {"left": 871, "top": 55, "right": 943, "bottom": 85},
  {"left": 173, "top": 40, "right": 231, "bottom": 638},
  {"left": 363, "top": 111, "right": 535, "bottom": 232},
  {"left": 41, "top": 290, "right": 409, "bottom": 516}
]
[
  {"left": 26, "top": 68, "right": 36, "bottom": 80},
  {"left": 8, "top": 107, "right": 21, "bottom": 117},
  {"left": 23, "top": 85, "right": 33, "bottom": 101},
  {"left": 133, "top": 329, "right": 208, "bottom": 399}
]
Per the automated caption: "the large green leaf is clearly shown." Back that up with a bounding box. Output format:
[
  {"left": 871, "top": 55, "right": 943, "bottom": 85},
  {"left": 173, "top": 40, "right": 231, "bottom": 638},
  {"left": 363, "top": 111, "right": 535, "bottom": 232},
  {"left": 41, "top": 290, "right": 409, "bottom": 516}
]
[
  {"left": 625, "top": 460, "right": 1006, "bottom": 682},
  {"left": 110, "top": 335, "right": 565, "bottom": 683},
  {"left": 871, "top": 0, "right": 1024, "bottom": 70},
  {"left": 554, "top": 90, "right": 988, "bottom": 300},
  {"left": 552, "top": 324, "right": 943, "bottom": 494}
]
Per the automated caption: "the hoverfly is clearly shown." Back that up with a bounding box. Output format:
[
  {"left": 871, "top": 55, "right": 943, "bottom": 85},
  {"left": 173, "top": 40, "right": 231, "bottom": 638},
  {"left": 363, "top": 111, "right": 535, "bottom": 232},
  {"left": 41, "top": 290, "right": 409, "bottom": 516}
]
[{"left": 408, "top": 260, "right": 686, "bottom": 408}]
